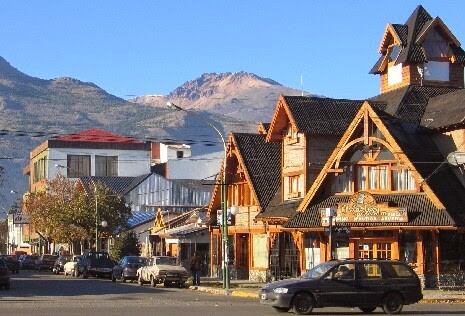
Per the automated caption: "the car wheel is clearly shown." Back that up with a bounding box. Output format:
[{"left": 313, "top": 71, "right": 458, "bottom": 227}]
[
  {"left": 272, "top": 307, "right": 290, "bottom": 313},
  {"left": 179, "top": 282, "right": 186, "bottom": 289},
  {"left": 150, "top": 276, "right": 156, "bottom": 287},
  {"left": 164, "top": 281, "right": 171, "bottom": 287},
  {"left": 359, "top": 307, "right": 377, "bottom": 313},
  {"left": 382, "top": 292, "right": 403, "bottom": 315},
  {"left": 293, "top": 292, "right": 314, "bottom": 315},
  {"left": 138, "top": 275, "right": 145, "bottom": 286}
]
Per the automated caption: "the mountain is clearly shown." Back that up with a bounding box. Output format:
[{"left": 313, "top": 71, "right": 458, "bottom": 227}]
[
  {"left": 132, "top": 71, "right": 307, "bottom": 121},
  {"left": 0, "top": 57, "right": 307, "bottom": 216}
]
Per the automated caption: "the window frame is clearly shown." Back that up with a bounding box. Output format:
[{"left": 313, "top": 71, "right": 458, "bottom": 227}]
[{"left": 67, "top": 155, "right": 91, "bottom": 178}]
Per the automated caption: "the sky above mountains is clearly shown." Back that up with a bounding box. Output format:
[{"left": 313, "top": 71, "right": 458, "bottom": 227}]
[{"left": 0, "top": 1, "right": 463, "bottom": 100}]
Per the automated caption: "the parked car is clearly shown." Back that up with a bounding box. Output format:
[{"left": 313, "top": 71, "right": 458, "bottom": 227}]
[
  {"left": 36, "top": 254, "right": 59, "bottom": 271},
  {"left": 20, "top": 255, "right": 39, "bottom": 270},
  {"left": 112, "top": 256, "right": 147, "bottom": 283},
  {"left": 0, "top": 258, "right": 10, "bottom": 290},
  {"left": 63, "top": 255, "right": 83, "bottom": 277},
  {"left": 52, "top": 255, "right": 72, "bottom": 274},
  {"left": 260, "top": 259, "right": 422, "bottom": 315},
  {"left": 77, "top": 251, "right": 115, "bottom": 279},
  {"left": 0, "top": 255, "right": 20, "bottom": 274},
  {"left": 137, "top": 256, "right": 188, "bottom": 288}
]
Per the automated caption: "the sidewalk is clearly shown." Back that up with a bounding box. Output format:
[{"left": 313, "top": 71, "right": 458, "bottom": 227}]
[{"left": 189, "top": 279, "right": 465, "bottom": 303}]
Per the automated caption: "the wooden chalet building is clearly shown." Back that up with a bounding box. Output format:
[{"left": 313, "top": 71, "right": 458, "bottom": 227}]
[{"left": 208, "top": 5, "right": 465, "bottom": 287}]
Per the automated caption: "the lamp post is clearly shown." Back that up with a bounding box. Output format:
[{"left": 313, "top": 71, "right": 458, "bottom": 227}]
[{"left": 166, "top": 101, "right": 230, "bottom": 290}]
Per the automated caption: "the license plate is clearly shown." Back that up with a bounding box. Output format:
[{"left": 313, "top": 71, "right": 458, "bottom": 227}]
[{"left": 261, "top": 293, "right": 267, "bottom": 300}]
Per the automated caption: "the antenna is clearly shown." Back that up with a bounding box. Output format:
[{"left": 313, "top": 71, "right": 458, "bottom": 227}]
[{"left": 300, "top": 74, "right": 304, "bottom": 96}]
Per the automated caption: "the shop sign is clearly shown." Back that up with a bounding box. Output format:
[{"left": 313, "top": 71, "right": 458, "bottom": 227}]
[
  {"left": 13, "top": 212, "right": 29, "bottom": 224},
  {"left": 320, "top": 192, "right": 408, "bottom": 226}
]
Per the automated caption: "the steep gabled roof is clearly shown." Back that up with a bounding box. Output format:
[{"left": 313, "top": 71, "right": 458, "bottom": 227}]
[
  {"left": 295, "top": 101, "right": 465, "bottom": 229},
  {"left": 370, "top": 5, "right": 465, "bottom": 74},
  {"left": 233, "top": 133, "right": 281, "bottom": 210}
]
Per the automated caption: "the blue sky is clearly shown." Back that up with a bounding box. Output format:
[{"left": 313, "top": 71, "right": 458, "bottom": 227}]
[{"left": 0, "top": 1, "right": 463, "bottom": 99}]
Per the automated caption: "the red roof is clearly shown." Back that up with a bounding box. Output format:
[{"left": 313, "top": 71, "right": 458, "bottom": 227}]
[{"left": 55, "top": 129, "right": 143, "bottom": 144}]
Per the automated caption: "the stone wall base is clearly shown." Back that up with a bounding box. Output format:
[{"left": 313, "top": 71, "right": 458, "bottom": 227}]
[{"left": 421, "top": 272, "right": 465, "bottom": 290}]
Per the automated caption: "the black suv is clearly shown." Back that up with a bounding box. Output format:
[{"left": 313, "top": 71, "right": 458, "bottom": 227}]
[
  {"left": 77, "top": 251, "right": 115, "bottom": 279},
  {"left": 260, "top": 259, "right": 422, "bottom": 315}
]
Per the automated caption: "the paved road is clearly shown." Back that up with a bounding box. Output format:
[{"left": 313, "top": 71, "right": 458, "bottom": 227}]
[{"left": 1, "top": 271, "right": 465, "bottom": 316}]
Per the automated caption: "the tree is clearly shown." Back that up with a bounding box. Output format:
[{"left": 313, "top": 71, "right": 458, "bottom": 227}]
[
  {"left": 0, "top": 220, "right": 7, "bottom": 254},
  {"left": 24, "top": 176, "right": 132, "bottom": 247},
  {"left": 110, "top": 231, "right": 141, "bottom": 261}
]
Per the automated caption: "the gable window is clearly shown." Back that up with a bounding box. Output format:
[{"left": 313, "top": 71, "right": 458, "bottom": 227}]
[
  {"left": 67, "top": 155, "right": 91, "bottom": 178},
  {"left": 176, "top": 151, "right": 184, "bottom": 159},
  {"left": 424, "top": 61, "right": 449, "bottom": 81},
  {"left": 423, "top": 28, "right": 451, "bottom": 60},
  {"left": 288, "top": 175, "right": 301, "bottom": 198},
  {"left": 388, "top": 62, "right": 403, "bottom": 86},
  {"left": 228, "top": 183, "right": 251, "bottom": 206},
  {"left": 392, "top": 169, "right": 416, "bottom": 191},
  {"left": 356, "top": 166, "right": 367, "bottom": 191},
  {"left": 332, "top": 166, "right": 353, "bottom": 193},
  {"left": 95, "top": 156, "right": 118, "bottom": 177},
  {"left": 368, "top": 166, "right": 388, "bottom": 190}
]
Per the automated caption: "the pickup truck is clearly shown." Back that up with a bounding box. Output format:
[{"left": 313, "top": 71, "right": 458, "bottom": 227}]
[{"left": 77, "top": 251, "right": 115, "bottom": 279}]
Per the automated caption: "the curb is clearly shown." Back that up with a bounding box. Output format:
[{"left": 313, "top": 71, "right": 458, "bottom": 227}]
[
  {"left": 189, "top": 286, "right": 258, "bottom": 299},
  {"left": 190, "top": 286, "right": 465, "bottom": 303}
]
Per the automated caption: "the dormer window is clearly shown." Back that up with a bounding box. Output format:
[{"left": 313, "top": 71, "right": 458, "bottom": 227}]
[
  {"left": 423, "top": 29, "right": 451, "bottom": 60},
  {"left": 387, "top": 45, "right": 401, "bottom": 63}
]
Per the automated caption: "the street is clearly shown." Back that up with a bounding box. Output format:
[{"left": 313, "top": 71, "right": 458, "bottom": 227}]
[{"left": 0, "top": 271, "right": 463, "bottom": 316}]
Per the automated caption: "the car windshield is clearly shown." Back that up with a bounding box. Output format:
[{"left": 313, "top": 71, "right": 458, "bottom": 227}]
[
  {"left": 301, "top": 262, "right": 338, "bottom": 279},
  {"left": 127, "top": 257, "right": 146, "bottom": 264},
  {"left": 155, "top": 257, "right": 177, "bottom": 265}
]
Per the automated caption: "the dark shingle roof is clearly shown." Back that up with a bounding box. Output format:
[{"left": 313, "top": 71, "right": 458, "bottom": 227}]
[
  {"left": 422, "top": 89, "right": 465, "bottom": 129},
  {"left": 233, "top": 133, "right": 281, "bottom": 210},
  {"left": 285, "top": 193, "right": 455, "bottom": 228},
  {"left": 283, "top": 96, "right": 364, "bottom": 136},
  {"left": 256, "top": 186, "right": 301, "bottom": 219},
  {"left": 392, "top": 24, "right": 408, "bottom": 45},
  {"left": 80, "top": 175, "right": 150, "bottom": 196},
  {"left": 371, "top": 85, "right": 459, "bottom": 124}
]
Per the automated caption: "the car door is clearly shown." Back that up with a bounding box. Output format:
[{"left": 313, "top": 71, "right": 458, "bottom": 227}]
[
  {"left": 355, "top": 262, "right": 386, "bottom": 306},
  {"left": 115, "top": 258, "right": 125, "bottom": 277},
  {"left": 317, "top": 263, "right": 358, "bottom": 307}
]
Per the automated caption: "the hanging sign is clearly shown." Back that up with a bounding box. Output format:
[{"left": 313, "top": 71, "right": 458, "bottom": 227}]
[
  {"left": 13, "top": 212, "right": 29, "bottom": 224},
  {"left": 320, "top": 192, "right": 408, "bottom": 226}
]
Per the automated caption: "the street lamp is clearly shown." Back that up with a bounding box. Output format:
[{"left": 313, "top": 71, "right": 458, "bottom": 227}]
[{"left": 166, "top": 101, "right": 230, "bottom": 290}]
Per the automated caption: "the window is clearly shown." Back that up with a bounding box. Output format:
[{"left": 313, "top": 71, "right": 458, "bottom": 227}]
[
  {"left": 392, "top": 169, "right": 416, "bottom": 191},
  {"left": 287, "top": 175, "right": 301, "bottom": 198},
  {"left": 368, "top": 166, "right": 388, "bottom": 190},
  {"left": 391, "top": 263, "right": 414, "bottom": 278},
  {"left": 356, "top": 166, "right": 367, "bottom": 191},
  {"left": 332, "top": 166, "right": 353, "bottom": 193},
  {"left": 33, "top": 156, "right": 47, "bottom": 183},
  {"left": 387, "top": 45, "right": 401, "bottom": 63},
  {"left": 330, "top": 263, "right": 355, "bottom": 280},
  {"left": 95, "top": 156, "right": 118, "bottom": 177},
  {"left": 359, "top": 263, "right": 382, "bottom": 279},
  {"left": 176, "top": 151, "right": 184, "bottom": 159},
  {"left": 424, "top": 61, "right": 449, "bottom": 81},
  {"left": 228, "top": 183, "right": 251, "bottom": 206},
  {"left": 67, "top": 155, "right": 91, "bottom": 178},
  {"left": 388, "top": 62, "right": 403, "bottom": 86},
  {"left": 423, "top": 29, "right": 451, "bottom": 59}
]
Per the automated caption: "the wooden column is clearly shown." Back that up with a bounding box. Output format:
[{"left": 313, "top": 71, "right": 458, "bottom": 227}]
[
  {"left": 319, "top": 233, "right": 327, "bottom": 262},
  {"left": 349, "top": 239, "right": 355, "bottom": 259},
  {"left": 392, "top": 231, "right": 400, "bottom": 260},
  {"left": 432, "top": 231, "right": 440, "bottom": 275},
  {"left": 416, "top": 231, "right": 424, "bottom": 275}
]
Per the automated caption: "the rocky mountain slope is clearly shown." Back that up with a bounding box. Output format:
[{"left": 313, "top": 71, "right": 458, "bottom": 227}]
[
  {"left": 0, "top": 57, "right": 306, "bottom": 214},
  {"left": 132, "top": 71, "right": 306, "bottom": 121}
]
